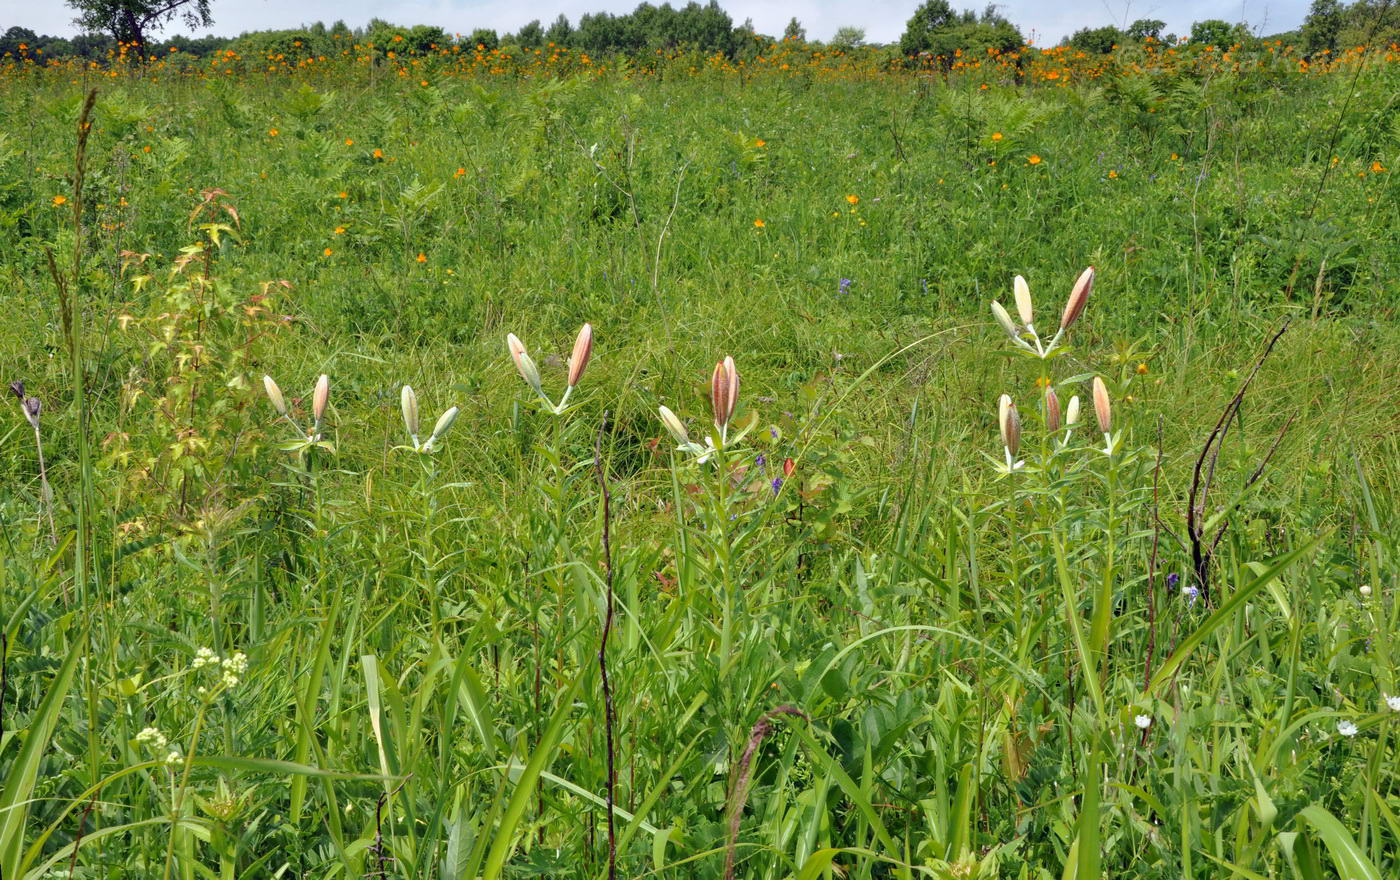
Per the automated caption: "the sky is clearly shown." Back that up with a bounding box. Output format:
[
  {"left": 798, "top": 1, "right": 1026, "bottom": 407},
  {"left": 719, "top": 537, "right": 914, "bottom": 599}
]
[{"left": 12, "top": 0, "right": 1312, "bottom": 45}]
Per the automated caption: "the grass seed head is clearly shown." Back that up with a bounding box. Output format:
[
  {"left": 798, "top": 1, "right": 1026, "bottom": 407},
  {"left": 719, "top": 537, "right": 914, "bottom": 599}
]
[
  {"left": 567, "top": 323, "right": 593, "bottom": 388},
  {"left": 1092, "top": 376, "right": 1112, "bottom": 434},
  {"left": 400, "top": 384, "right": 419, "bottom": 437},
  {"left": 262, "top": 375, "right": 287, "bottom": 415},
  {"left": 1060, "top": 266, "right": 1094, "bottom": 331},
  {"left": 1013, "top": 275, "right": 1034, "bottom": 326}
]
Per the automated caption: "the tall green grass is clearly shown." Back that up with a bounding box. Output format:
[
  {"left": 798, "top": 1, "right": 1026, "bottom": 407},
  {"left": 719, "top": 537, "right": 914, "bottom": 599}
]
[{"left": 1, "top": 59, "right": 1398, "bottom": 878}]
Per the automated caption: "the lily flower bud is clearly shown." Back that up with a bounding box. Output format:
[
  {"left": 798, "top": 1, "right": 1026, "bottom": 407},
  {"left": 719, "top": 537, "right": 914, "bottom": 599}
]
[
  {"left": 1060, "top": 266, "right": 1094, "bottom": 331},
  {"left": 1066, "top": 395, "right": 1081, "bottom": 427},
  {"left": 990, "top": 301, "right": 1019, "bottom": 341},
  {"left": 1092, "top": 376, "right": 1112, "bottom": 434},
  {"left": 998, "top": 394, "right": 1020, "bottom": 457},
  {"left": 507, "top": 333, "right": 543, "bottom": 395},
  {"left": 22, "top": 396, "right": 41, "bottom": 429},
  {"left": 566, "top": 323, "right": 593, "bottom": 388},
  {"left": 400, "top": 385, "right": 419, "bottom": 438},
  {"left": 262, "top": 375, "right": 287, "bottom": 416},
  {"left": 1045, "top": 386, "right": 1061, "bottom": 433},
  {"left": 711, "top": 356, "right": 739, "bottom": 431},
  {"left": 1013, "top": 275, "right": 1033, "bottom": 326},
  {"left": 783, "top": 457, "right": 796, "bottom": 478},
  {"left": 312, "top": 374, "right": 330, "bottom": 426},
  {"left": 658, "top": 405, "right": 689, "bottom": 446},
  {"left": 428, "top": 406, "right": 459, "bottom": 444}
]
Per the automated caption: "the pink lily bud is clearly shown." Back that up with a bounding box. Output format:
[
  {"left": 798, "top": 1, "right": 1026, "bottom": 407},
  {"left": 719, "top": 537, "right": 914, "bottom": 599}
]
[
  {"left": 1060, "top": 266, "right": 1094, "bottom": 331},
  {"left": 1092, "top": 376, "right": 1112, "bottom": 434},
  {"left": 1013, "top": 275, "right": 1033, "bottom": 326},
  {"left": 567, "top": 323, "right": 593, "bottom": 388},
  {"left": 312, "top": 374, "right": 330, "bottom": 425},
  {"left": 998, "top": 394, "right": 1020, "bottom": 457},
  {"left": 1045, "top": 386, "right": 1061, "bottom": 433},
  {"left": 507, "top": 333, "right": 542, "bottom": 394},
  {"left": 711, "top": 356, "right": 739, "bottom": 431}
]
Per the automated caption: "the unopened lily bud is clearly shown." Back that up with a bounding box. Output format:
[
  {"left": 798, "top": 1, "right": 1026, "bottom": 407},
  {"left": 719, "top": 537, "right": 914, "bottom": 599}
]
[
  {"left": 711, "top": 356, "right": 739, "bottom": 431},
  {"left": 990, "top": 301, "right": 1019, "bottom": 341},
  {"left": 312, "top": 374, "right": 330, "bottom": 425},
  {"left": 400, "top": 385, "right": 419, "bottom": 437},
  {"left": 8, "top": 380, "right": 23, "bottom": 402},
  {"left": 566, "top": 323, "right": 593, "bottom": 388},
  {"left": 998, "top": 394, "right": 1021, "bottom": 457},
  {"left": 1066, "top": 395, "right": 1081, "bottom": 427},
  {"left": 1060, "top": 266, "right": 1094, "bottom": 331},
  {"left": 1092, "top": 376, "right": 1111, "bottom": 434},
  {"left": 506, "top": 333, "right": 542, "bottom": 394},
  {"left": 1013, "top": 275, "right": 1033, "bottom": 326},
  {"left": 428, "top": 406, "right": 459, "bottom": 443},
  {"left": 658, "top": 405, "right": 689, "bottom": 446},
  {"left": 783, "top": 457, "right": 796, "bottom": 478},
  {"left": 22, "top": 396, "right": 41, "bottom": 428},
  {"left": 1045, "top": 387, "right": 1061, "bottom": 432},
  {"left": 262, "top": 375, "right": 287, "bottom": 415}
]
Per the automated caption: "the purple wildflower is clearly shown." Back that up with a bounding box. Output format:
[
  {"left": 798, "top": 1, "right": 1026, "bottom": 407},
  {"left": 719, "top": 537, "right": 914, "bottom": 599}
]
[
  {"left": 754, "top": 454, "right": 766, "bottom": 468},
  {"left": 769, "top": 427, "right": 778, "bottom": 439},
  {"left": 838, "top": 278, "right": 852, "bottom": 295},
  {"left": 770, "top": 477, "right": 783, "bottom": 495}
]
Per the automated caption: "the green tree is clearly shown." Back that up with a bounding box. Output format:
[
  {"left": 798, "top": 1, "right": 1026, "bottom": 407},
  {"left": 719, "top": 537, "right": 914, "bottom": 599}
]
[
  {"left": 1189, "top": 19, "right": 1247, "bottom": 47},
  {"left": 66, "top": 0, "right": 212, "bottom": 56},
  {"left": 468, "top": 28, "right": 499, "bottom": 50},
  {"left": 783, "top": 17, "right": 806, "bottom": 41},
  {"left": 1302, "top": 0, "right": 1344, "bottom": 53},
  {"left": 544, "top": 13, "right": 572, "bottom": 45},
  {"left": 516, "top": 19, "right": 544, "bottom": 47},
  {"left": 831, "top": 25, "right": 866, "bottom": 49},
  {"left": 900, "top": 2, "right": 1022, "bottom": 66},
  {"left": 1126, "top": 18, "right": 1166, "bottom": 41},
  {"left": 1067, "top": 25, "right": 1124, "bottom": 53}
]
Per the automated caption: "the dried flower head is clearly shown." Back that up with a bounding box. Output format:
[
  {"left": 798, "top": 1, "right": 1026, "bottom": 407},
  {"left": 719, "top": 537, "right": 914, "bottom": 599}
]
[
  {"left": 566, "top": 323, "right": 593, "bottom": 388},
  {"left": 21, "top": 396, "right": 41, "bottom": 428},
  {"left": 312, "top": 374, "right": 330, "bottom": 426},
  {"left": 8, "top": 380, "right": 23, "bottom": 402},
  {"left": 1092, "top": 376, "right": 1112, "bottom": 435},
  {"left": 1060, "top": 266, "right": 1095, "bottom": 331},
  {"left": 262, "top": 375, "right": 287, "bottom": 416},
  {"left": 400, "top": 385, "right": 420, "bottom": 438},
  {"left": 711, "top": 356, "right": 739, "bottom": 432},
  {"left": 1013, "top": 275, "right": 1033, "bottom": 327}
]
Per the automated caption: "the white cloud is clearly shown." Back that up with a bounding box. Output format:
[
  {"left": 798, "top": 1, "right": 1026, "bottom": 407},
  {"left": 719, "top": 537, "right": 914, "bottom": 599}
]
[{"left": 13, "top": 0, "right": 1311, "bottom": 44}]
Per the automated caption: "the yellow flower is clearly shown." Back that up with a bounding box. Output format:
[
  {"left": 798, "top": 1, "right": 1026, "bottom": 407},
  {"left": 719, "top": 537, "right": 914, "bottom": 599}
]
[
  {"left": 373, "top": 148, "right": 384, "bottom": 159},
  {"left": 52, "top": 195, "right": 67, "bottom": 206},
  {"left": 1371, "top": 161, "right": 1386, "bottom": 173},
  {"left": 753, "top": 218, "right": 765, "bottom": 228},
  {"left": 754, "top": 139, "right": 766, "bottom": 147},
  {"left": 1136, "top": 363, "right": 1148, "bottom": 374},
  {"left": 323, "top": 247, "right": 333, "bottom": 256},
  {"left": 1170, "top": 153, "right": 1179, "bottom": 161},
  {"left": 334, "top": 226, "right": 346, "bottom": 235},
  {"left": 991, "top": 131, "right": 1004, "bottom": 141},
  {"left": 416, "top": 252, "right": 427, "bottom": 262},
  {"left": 846, "top": 194, "right": 859, "bottom": 205},
  {"left": 1027, "top": 154, "right": 1041, "bottom": 165},
  {"left": 1108, "top": 169, "right": 1118, "bottom": 179},
  {"left": 268, "top": 128, "right": 278, "bottom": 137}
]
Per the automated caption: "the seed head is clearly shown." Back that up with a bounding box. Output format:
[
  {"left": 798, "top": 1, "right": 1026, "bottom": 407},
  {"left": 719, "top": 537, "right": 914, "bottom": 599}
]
[
  {"left": 312, "top": 374, "right": 330, "bottom": 426},
  {"left": 8, "top": 380, "right": 23, "bottom": 402},
  {"left": 262, "top": 375, "right": 287, "bottom": 416},
  {"left": 990, "top": 301, "right": 1019, "bottom": 342},
  {"left": 1045, "top": 386, "right": 1061, "bottom": 433},
  {"left": 1092, "top": 376, "right": 1112, "bottom": 434},
  {"left": 658, "top": 405, "right": 689, "bottom": 446},
  {"left": 1060, "top": 266, "right": 1094, "bottom": 331},
  {"left": 711, "top": 356, "right": 739, "bottom": 431},
  {"left": 1013, "top": 275, "right": 1033, "bottom": 326},
  {"left": 400, "top": 385, "right": 420, "bottom": 437},
  {"left": 21, "top": 396, "right": 41, "bottom": 428},
  {"left": 566, "top": 323, "right": 593, "bottom": 388},
  {"left": 506, "top": 333, "right": 542, "bottom": 394}
]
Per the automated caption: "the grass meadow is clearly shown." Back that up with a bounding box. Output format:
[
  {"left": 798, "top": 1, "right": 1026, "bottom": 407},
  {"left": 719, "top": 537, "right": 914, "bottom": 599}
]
[{"left": 2, "top": 46, "right": 1400, "bottom": 879}]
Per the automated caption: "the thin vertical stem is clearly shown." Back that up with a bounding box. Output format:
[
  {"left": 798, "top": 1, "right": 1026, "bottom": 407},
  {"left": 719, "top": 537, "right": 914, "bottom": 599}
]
[{"left": 594, "top": 415, "right": 617, "bottom": 880}]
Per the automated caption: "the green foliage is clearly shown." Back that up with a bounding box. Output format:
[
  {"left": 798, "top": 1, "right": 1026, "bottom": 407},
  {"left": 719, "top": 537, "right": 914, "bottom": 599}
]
[{"left": 899, "top": 0, "right": 1023, "bottom": 65}]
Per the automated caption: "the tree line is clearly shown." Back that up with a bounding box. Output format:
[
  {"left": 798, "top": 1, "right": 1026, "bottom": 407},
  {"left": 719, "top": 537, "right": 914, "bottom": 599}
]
[{"left": 4, "top": 0, "right": 1396, "bottom": 64}]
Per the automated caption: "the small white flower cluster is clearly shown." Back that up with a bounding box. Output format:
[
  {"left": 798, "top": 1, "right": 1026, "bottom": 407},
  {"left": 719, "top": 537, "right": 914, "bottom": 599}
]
[
  {"left": 136, "top": 726, "right": 182, "bottom": 766},
  {"left": 1134, "top": 714, "right": 1152, "bottom": 730},
  {"left": 1386, "top": 695, "right": 1400, "bottom": 712},
  {"left": 191, "top": 648, "right": 249, "bottom": 691}
]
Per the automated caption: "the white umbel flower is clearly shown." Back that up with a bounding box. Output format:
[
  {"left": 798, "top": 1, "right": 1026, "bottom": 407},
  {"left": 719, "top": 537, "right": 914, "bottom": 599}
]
[
  {"left": 1337, "top": 720, "right": 1358, "bottom": 737},
  {"left": 1134, "top": 714, "right": 1152, "bottom": 730}
]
